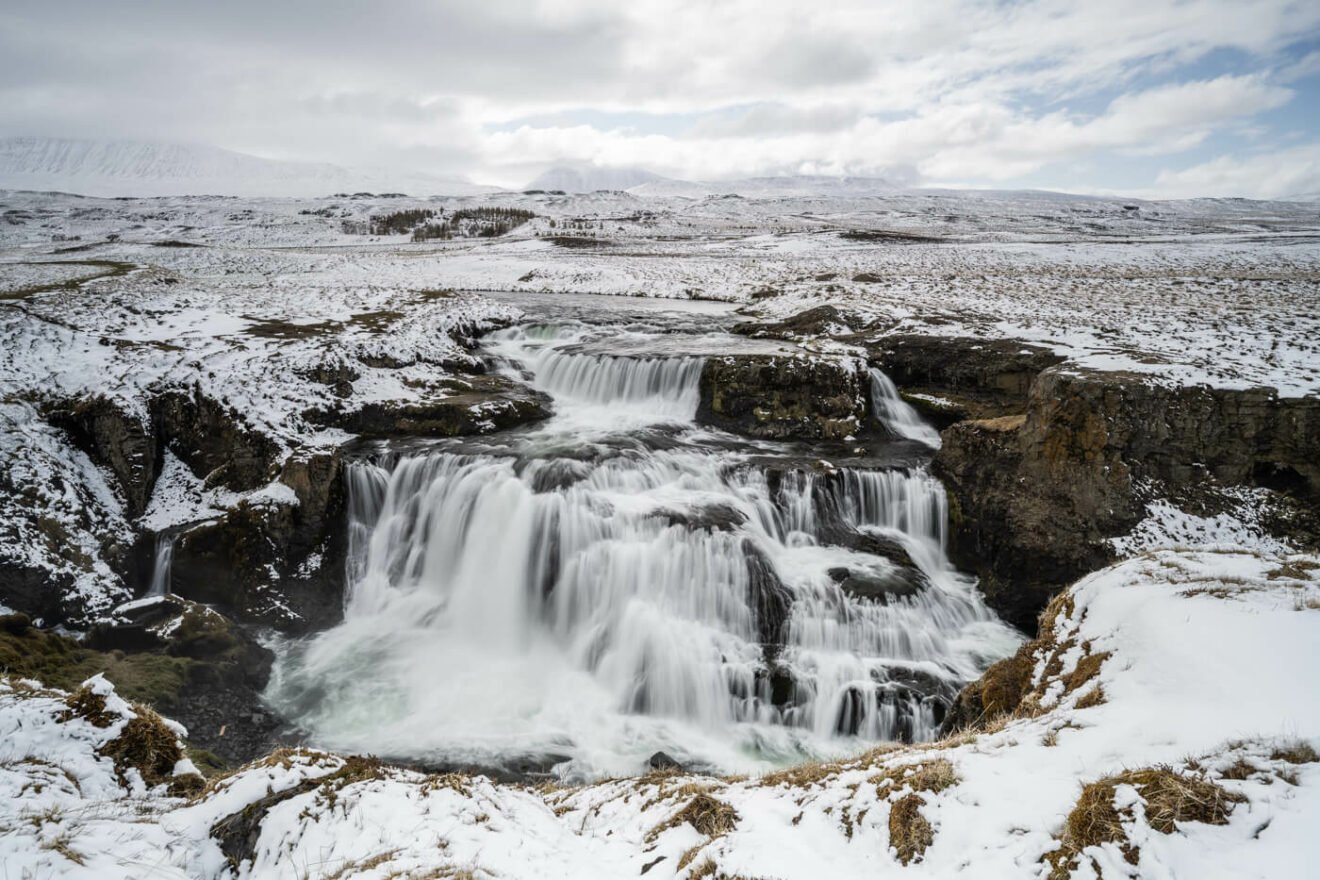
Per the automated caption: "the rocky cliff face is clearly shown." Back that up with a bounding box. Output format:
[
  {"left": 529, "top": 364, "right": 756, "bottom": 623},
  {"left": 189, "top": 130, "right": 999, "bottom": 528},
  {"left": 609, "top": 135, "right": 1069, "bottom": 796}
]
[
  {"left": 936, "top": 366, "right": 1320, "bottom": 630},
  {"left": 724, "top": 312, "right": 1319, "bottom": 634},
  {"left": 697, "top": 354, "right": 867, "bottom": 441},
  {"left": 871, "top": 335, "right": 1065, "bottom": 423}
]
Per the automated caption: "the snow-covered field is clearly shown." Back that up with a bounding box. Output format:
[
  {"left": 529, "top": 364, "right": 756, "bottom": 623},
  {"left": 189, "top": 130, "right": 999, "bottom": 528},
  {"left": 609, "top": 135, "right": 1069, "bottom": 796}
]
[
  {"left": 2, "top": 546, "right": 1316, "bottom": 879},
  {"left": 4, "top": 186, "right": 1317, "bottom": 394}
]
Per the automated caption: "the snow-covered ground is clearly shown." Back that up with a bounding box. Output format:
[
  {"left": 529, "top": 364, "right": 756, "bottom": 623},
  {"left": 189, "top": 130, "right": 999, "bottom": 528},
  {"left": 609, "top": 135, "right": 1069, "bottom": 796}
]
[
  {"left": 4, "top": 186, "right": 1316, "bottom": 394},
  {"left": 2, "top": 545, "right": 1316, "bottom": 879}
]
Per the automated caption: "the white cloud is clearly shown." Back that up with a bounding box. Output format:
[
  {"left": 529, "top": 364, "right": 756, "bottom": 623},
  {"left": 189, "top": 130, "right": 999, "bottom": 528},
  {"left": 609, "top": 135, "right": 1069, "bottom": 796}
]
[
  {"left": 0, "top": 0, "right": 1317, "bottom": 193},
  {"left": 1151, "top": 146, "right": 1320, "bottom": 199},
  {"left": 467, "top": 75, "right": 1298, "bottom": 187}
]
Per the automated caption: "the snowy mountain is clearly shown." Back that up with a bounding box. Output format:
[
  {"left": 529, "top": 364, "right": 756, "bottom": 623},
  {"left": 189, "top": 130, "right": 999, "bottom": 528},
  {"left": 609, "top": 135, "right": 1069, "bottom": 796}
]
[
  {"left": 630, "top": 174, "right": 900, "bottom": 198},
  {"left": 525, "top": 164, "right": 667, "bottom": 193},
  {"left": 0, "top": 137, "right": 499, "bottom": 198}
]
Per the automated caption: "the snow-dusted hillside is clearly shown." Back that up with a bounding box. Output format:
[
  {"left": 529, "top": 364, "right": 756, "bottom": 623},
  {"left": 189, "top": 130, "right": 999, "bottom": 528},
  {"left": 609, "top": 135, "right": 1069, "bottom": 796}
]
[
  {"left": 631, "top": 174, "right": 901, "bottom": 198},
  {"left": 0, "top": 137, "right": 499, "bottom": 198},
  {"left": 526, "top": 164, "right": 667, "bottom": 193}
]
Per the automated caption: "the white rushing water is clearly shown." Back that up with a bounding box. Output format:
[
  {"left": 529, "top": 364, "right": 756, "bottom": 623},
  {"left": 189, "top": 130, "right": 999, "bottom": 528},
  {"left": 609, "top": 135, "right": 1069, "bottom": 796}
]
[
  {"left": 146, "top": 534, "right": 174, "bottom": 598},
  {"left": 268, "top": 322, "right": 1019, "bottom": 779},
  {"left": 869, "top": 367, "right": 943, "bottom": 448}
]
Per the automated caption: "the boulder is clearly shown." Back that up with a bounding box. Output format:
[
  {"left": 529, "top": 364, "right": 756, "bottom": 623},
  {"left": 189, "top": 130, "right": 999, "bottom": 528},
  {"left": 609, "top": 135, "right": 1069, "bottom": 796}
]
[{"left": 828, "top": 565, "right": 923, "bottom": 604}]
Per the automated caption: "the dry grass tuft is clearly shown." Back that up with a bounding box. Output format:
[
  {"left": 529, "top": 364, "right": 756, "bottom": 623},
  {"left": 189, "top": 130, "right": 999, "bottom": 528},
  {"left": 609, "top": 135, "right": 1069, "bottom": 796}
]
[
  {"left": 1043, "top": 766, "right": 1243, "bottom": 878},
  {"left": 1270, "top": 741, "right": 1319, "bottom": 765},
  {"left": 59, "top": 684, "right": 117, "bottom": 728},
  {"left": 1218, "top": 758, "right": 1258, "bottom": 780},
  {"left": 1073, "top": 685, "right": 1106, "bottom": 710},
  {"left": 323, "top": 849, "right": 401, "bottom": 879},
  {"left": 689, "top": 858, "right": 719, "bottom": 880},
  {"left": 647, "top": 793, "right": 740, "bottom": 843},
  {"left": 872, "top": 758, "right": 958, "bottom": 798},
  {"left": 888, "top": 794, "right": 934, "bottom": 865},
  {"left": 756, "top": 742, "right": 903, "bottom": 790}
]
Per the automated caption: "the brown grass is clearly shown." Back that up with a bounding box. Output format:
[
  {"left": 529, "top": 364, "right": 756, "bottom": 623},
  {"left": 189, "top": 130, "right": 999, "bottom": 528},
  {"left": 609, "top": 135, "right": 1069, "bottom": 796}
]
[
  {"left": 689, "top": 858, "right": 719, "bottom": 880},
  {"left": 889, "top": 794, "right": 934, "bottom": 865},
  {"left": 58, "top": 682, "right": 202, "bottom": 795},
  {"left": 756, "top": 743, "right": 902, "bottom": 790},
  {"left": 971, "top": 414, "right": 1027, "bottom": 432},
  {"left": 1043, "top": 767, "right": 1244, "bottom": 878},
  {"left": 1270, "top": 741, "right": 1319, "bottom": 764},
  {"left": 323, "top": 849, "right": 401, "bottom": 879},
  {"left": 647, "top": 793, "right": 740, "bottom": 843},
  {"left": 871, "top": 758, "right": 958, "bottom": 798},
  {"left": 641, "top": 780, "right": 719, "bottom": 812}
]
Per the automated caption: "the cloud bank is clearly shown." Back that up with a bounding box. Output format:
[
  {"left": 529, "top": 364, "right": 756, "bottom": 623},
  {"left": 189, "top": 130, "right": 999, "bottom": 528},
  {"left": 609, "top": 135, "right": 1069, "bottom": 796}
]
[{"left": 1, "top": 0, "right": 1318, "bottom": 196}]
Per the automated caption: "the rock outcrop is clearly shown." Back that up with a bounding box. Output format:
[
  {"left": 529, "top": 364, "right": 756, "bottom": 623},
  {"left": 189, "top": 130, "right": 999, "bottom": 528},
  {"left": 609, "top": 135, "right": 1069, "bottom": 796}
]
[
  {"left": 307, "top": 374, "right": 550, "bottom": 438},
  {"left": 868, "top": 335, "right": 1065, "bottom": 423},
  {"left": 44, "top": 395, "right": 159, "bottom": 518},
  {"left": 936, "top": 367, "right": 1320, "bottom": 630},
  {"left": 697, "top": 354, "right": 867, "bottom": 441},
  {"left": 152, "top": 387, "right": 282, "bottom": 492}
]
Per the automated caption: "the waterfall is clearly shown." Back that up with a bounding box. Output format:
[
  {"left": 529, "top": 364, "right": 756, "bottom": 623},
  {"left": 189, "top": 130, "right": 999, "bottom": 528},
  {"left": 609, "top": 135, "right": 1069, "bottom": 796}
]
[
  {"left": 146, "top": 534, "right": 174, "bottom": 598},
  {"left": 486, "top": 324, "right": 705, "bottom": 426},
  {"left": 869, "top": 367, "right": 942, "bottom": 448},
  {"left": 269, "top": 451, "right": 1017, "bottom": 776},
  {"left": 266, "top": 318, "right": 1019, "bottom": 779}
]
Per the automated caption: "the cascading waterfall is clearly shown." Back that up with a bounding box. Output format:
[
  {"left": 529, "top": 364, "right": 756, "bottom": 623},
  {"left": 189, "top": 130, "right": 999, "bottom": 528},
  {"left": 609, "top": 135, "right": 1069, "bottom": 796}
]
[
  {"left": 146, "top": 533, "right": 174, "bottom": 598},
  {"left": 486, "top": 324, "right": 705, "bottom": 426},
  {"left": 268, "top": 320, "right": 1019, "bottom": 779},
  {"left": 870, "top": 367, "right": 943, "bottom": 448}
]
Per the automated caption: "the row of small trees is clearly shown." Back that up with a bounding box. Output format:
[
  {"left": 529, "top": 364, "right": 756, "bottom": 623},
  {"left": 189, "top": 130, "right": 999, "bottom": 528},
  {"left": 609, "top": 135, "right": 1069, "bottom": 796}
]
[
  {"left": 341, "top": 206, "right": 537, "bottom": 240},
  {"left": 412, "top": 207, "right": 535, "bottom": 241}
]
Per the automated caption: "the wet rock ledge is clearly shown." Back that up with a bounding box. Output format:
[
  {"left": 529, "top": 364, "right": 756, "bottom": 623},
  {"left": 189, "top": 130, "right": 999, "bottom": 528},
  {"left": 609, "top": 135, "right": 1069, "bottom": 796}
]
[{"left": 697, "top": 353, "right": 868, "bottom": 441}]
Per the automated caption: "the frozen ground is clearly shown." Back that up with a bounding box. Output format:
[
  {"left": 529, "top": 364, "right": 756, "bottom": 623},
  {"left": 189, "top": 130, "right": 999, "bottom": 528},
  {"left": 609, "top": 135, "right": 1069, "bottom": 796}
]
[
  {"left": 4, "top": 186, "right": 1317, "bottom": 396},
  {"left": 1, "top": 545, "right": 1316, "bottom": 879}
]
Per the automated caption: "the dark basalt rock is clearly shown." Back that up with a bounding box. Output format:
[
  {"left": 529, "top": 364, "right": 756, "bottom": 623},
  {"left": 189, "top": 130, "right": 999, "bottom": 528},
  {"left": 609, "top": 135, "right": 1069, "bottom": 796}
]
[
  {"left": 867, "top": 334, "right": 1065, "bottom": 422},
  {"left": 169, "top": 492, "right": 345, "bottom": 634},
  {"left": 655, "top": 503, "right": 748, "bottom": 532},
  {"left": 828, "top": 565, "right": 923, "bottom": 604},
  {"left": 936, "top": 367, "right": 1320, "bottom": 631},
  {"left": 152, "top": 386, "right": 282, "bottom": 492},
  {"left": 308, "top": 374, "right": 551, "bottom": 438},
  {"left": 44, "top": 394, "right": 159, "bottom": 519},
  {"left": 744, "top": 540, "right": 794, "bottom": 655},
  {"left": 733, "top": 305, "right": 866, "bottom": 340},
  {"left": 697, "top": 354, "right": 866, "bottom": 441},
  {"left": 647, "top": 751, "right": 684, "bottom": 772}
]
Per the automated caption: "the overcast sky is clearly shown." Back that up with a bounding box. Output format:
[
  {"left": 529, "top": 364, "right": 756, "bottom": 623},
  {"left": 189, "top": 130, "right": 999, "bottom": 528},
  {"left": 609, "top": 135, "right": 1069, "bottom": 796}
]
[{"left": 3, "top": 0, "right": 1320, "bottom": 196}]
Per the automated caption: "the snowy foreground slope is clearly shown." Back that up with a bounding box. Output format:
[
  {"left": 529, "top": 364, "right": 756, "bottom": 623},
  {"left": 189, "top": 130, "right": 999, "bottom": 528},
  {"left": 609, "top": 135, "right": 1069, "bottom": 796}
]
[{"left": 2, "top": 546, "right": 1317, "bottom": 879}]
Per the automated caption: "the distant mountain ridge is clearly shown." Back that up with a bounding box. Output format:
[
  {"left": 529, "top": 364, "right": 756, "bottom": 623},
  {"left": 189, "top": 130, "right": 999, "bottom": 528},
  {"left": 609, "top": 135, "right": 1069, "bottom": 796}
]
[
  {"left": 0, "top": 137, "right": 498, "bottom": 197},
  {"left": 524, "top": 165, "right": 902, "bottom": 198},
  {"left": 524, "top": 165, "right": 666, "bottom": 193}
]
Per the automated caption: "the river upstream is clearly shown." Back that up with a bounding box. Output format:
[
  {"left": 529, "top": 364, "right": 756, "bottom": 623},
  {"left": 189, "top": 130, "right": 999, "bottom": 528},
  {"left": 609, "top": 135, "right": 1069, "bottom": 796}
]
[{"left": 265, "top": 294, "right": 1020, "bottom": 781}]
